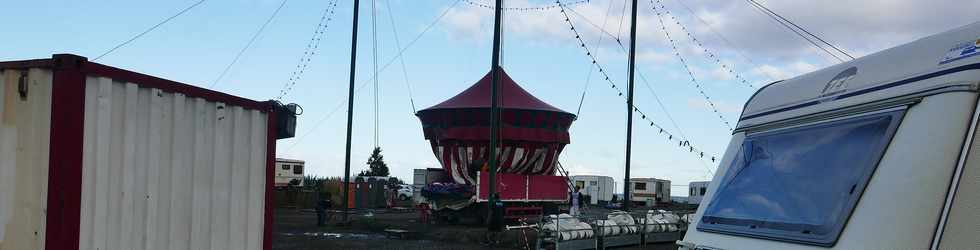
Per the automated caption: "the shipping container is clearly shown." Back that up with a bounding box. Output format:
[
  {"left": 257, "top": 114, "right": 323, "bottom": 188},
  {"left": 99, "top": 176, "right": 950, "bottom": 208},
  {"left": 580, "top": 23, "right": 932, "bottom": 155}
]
[{"left": 0, "top": 54, "right": 290, "bottom": 250}]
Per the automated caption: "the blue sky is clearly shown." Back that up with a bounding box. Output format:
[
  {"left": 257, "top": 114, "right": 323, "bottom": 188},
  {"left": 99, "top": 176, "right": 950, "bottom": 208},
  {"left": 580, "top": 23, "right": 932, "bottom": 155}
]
[{"left": 4, "top": 0, "right": 976, "bottom": 194}]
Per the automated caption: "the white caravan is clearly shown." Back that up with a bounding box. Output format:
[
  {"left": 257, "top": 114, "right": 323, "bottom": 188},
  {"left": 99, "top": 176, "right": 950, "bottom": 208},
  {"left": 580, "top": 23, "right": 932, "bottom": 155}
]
[
  {"left": 681, "top": 22, "right": 980, "bottom": 249},
  {"left": 275, "top": 158, "right": 305, "bottom": 188}
]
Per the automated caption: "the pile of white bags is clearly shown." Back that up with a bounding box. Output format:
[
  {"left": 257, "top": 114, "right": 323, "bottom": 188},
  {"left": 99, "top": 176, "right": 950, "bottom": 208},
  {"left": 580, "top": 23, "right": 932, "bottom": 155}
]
[
  {"left": 607, "top": 211, "right": 638, "bottom": 234},
  {"left": 680, "top": 213, "right": 694, "bottom": 224},
  {"left": 643, "top": 210, "right": 681, "bottom": 233},
  {"left": 594, "top": 219, "right": 621, "bottom": 236},
  {"left": 542, "top": 214, "right": 594, "bottom": 240}
]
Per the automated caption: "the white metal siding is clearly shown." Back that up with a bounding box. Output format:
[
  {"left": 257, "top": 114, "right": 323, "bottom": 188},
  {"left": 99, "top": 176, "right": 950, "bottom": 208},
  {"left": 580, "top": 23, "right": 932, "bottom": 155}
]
[
  {"left": 0, "top": 69, "right": 52, "bottom": 250},
  {"left": 78, "top": 76, "right": 268, "bottom": 250},
  {"left": 939, "top": 104, "right": 980, "bottom": 249}
]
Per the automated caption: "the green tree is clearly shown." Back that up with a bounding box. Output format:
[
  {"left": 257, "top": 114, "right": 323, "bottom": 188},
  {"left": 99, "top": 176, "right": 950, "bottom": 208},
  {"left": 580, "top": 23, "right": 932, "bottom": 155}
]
[{"left": 358, "top": 147, "right": 389, "bottom": 176}]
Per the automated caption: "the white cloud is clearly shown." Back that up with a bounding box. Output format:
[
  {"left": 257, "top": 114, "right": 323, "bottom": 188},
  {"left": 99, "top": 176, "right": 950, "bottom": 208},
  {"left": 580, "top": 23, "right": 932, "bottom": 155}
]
[
  {"left": 637, "top": 49, "right": 670, "bottom": 63},
  {"left": 750, "top": 60, "right": 818, "bottom": 80},
  {"left": 442, "top": 5, "right": 491, "bottom": 42}
]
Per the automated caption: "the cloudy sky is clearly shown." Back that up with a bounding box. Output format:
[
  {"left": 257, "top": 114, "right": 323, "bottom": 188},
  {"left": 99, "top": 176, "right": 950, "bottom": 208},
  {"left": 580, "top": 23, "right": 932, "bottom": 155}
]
[{"left": 3, "top": 0, "right": 977, "bottom": 194}]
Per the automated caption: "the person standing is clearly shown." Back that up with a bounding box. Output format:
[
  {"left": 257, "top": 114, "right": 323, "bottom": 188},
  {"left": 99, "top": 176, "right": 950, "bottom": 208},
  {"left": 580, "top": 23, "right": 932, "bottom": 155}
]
[
  {"left": 570, "top": 187, "right": 581, "bottom": 216},
  {"left": 316, "top": 196, "right": 332, "bottom": 226}
]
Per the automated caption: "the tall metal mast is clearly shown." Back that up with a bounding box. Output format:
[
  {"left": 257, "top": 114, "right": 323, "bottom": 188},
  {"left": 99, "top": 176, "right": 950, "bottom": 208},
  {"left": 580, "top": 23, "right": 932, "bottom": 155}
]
[
  {"left": 342, "top": 0, "right": 361, "bottom": 223},
  {"left": 623, "top": 0, "right": 638, "bottom": 212},
  {"left": 487, "top": 0, "right": 504, "bottom": 231}
]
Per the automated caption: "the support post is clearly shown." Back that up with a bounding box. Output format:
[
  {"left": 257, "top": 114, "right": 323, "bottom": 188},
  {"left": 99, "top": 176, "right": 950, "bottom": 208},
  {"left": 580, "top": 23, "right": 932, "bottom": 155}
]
[
  {"left": 623, "top": 0, "right": 638, "bottom": 212},
  {"left": 487, "top": 0, "right": 504, "bottom": 231},
  {"left": 342, "top": 0, "right": 361, "bottom": 223}
]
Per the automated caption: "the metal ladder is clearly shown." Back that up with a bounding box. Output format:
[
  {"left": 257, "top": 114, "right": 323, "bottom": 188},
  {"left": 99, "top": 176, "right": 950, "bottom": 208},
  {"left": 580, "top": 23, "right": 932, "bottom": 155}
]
[{"left": 556, "top": 161, "right": 575, "bottom": 193}]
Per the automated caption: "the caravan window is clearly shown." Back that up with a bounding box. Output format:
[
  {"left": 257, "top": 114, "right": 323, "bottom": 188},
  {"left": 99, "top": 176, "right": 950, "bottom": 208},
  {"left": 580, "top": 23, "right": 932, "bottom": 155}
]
[
  {"left": 293, "top": 165, "right": 303, "bottom": 175},
  {"left": 699, "top": 110, "right": 903, "bottom": 246}
]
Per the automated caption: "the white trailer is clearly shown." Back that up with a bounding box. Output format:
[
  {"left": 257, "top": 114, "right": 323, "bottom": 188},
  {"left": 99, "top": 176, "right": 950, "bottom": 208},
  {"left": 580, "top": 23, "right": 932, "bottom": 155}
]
[
  {"left": 629, "top": 177, "right": 670, "bottom": 206},
  {"left": 274, "top": 158, "right": 304, "bottom": 188},
  {"left": 570, "top": 175, "right": 615, "bottom": 204},
  {"left": 687, "top": 181, "right": 709, "bottom": 205},
  {"left": 682, "top": 22, "right": 980, "bottom": 249}
]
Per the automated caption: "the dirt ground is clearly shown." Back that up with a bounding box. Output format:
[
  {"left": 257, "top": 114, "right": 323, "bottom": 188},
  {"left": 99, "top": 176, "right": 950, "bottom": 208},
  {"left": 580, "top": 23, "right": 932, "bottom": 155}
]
[{"left": 272, "top": 205, "right": 681, "bottom": 250}]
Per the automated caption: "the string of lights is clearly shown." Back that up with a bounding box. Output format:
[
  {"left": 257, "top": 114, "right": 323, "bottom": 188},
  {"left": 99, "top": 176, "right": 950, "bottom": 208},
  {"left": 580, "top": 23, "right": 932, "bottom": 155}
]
[
  {"left": 671, "top": 0, "right": 777, "bottom": 82},
  {"left": 285, "top": 0, "right": 464, "bottom": 153},
  {"left": 650, "top": 1, "right": 734, "bottom": 131},
  {"left": 462, "top": 0, "right": 589, "bottom": 12},
  {"left": 277, "top": 0, "right": 340, "bottom": 100},
  {"left": 562, "top": 6, "right": 716, "bottom": 175},
  {"left": 653, "top": 0, "right": 756, "bottom": 89},
  {"left": 556, "top": 0, "right": 720, "bottom": 163}
]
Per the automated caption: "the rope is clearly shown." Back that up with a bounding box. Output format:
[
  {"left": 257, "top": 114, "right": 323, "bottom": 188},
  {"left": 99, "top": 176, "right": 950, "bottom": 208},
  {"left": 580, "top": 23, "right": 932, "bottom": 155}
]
[
  {"left": 746, "top": 0, "right": 854, "bottom": 60},
  {"left": 211, "top": 0, "right": 289, "bottom": 88},
  {"left": 743, "top": 0, "right": 844, "bottom": 62},
  {"left": 574, "top": 0, "right": 617, "bottom": 117},
  {"left": 385, "top": 0, "right": 418, "bottom": 114},
  {"left": 93, "top": 0, "right": 206, "bottom": 61}
]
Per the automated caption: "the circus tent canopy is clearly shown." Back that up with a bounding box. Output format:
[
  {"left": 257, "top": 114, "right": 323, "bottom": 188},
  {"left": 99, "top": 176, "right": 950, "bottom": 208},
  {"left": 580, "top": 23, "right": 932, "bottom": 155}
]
[{"left": 416, "top": 68, "right": 575, "bottom": 184}]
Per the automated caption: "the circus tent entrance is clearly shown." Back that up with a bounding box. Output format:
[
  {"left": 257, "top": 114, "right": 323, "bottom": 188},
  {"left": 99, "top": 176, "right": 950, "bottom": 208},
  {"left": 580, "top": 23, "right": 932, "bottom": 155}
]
[{"left": 416, "top": 67, "right": 576, "bottom": 184}]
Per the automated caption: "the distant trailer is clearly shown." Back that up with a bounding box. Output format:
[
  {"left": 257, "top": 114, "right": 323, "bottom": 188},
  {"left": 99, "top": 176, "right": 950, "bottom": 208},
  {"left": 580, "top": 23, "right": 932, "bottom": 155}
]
[
  {"left": 274, "top": 158, "right": 305, "bottom": 188},
  {"left": 570, "top": 175, "right": 615, "bottom": 204},
  {"left": 629, "top": 178, "right": 671, "bottom": 206},
  {"left": 0, "top": 54, "right": 295, "bottom": 250},
  {"left": 686, "top": 181, "right": 709, "bottom": 205}
]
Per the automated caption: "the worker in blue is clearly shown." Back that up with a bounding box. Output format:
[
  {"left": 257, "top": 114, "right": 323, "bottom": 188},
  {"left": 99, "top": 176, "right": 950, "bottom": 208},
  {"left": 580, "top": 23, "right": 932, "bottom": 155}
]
[{"left": 316, "top": 195, "right": 332, "bottom": 226}]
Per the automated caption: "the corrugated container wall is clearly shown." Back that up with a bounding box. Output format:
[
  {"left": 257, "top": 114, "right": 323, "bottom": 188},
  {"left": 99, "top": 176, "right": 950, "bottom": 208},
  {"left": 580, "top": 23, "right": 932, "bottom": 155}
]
[
  {"left": 77, "top": 77, "right": 268, "bottom": 250},
  {"left": 0, "top": 54, "right": 281, "bottom": 250},
  {"left": 1, "top": 69, "right": 53, "bottom": 250}
]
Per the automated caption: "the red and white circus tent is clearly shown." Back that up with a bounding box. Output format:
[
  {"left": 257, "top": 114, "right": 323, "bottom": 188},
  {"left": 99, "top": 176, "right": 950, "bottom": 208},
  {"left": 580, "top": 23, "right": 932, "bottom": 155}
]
[{"left": 416, "top": 67, "right": 576, "bottom": 185}]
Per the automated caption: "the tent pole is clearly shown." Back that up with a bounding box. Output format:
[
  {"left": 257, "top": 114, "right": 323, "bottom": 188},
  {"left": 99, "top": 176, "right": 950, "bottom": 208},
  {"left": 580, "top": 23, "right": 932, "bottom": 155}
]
[
  {"left": 624, "top": 0, "right": 638, "bottom": 212},
  {"left": 342, "top": 0, "right": 360, "bottom": 223},
  {"left": 487, "top": 0, "right": 503, "bottom": 231}
]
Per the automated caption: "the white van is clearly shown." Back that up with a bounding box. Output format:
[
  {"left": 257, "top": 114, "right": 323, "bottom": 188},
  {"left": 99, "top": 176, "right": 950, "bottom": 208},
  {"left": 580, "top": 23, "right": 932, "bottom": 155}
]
[{"left": 681, "top": 22, "right": 980, "bottom": 249}]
